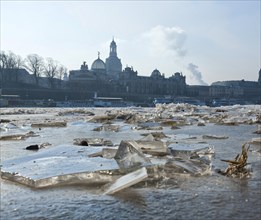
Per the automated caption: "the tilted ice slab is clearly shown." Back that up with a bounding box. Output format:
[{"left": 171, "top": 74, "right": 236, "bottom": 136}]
[
  {"left": 103, "top": 167, "right": 148, "bottom": 195},
  {"left": 168, "top": 143, "right": 215, "bottom": 159},
  {"left": 0, "top": 145, "right": 120, "bottom": 188}
]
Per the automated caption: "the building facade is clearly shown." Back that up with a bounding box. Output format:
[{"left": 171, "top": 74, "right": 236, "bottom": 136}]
[
  {"left": 258, "top": 69, "right": 261, "bottom": 87},
  {"left": 68, "top": 39, "right": 187, "bottom": 98},
  {"left": 117, "top": 67, "right": 186, "bottom": 95}
]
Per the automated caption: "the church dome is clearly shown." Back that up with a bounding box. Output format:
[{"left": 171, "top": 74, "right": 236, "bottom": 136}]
[
  {"left": 151, "top": 69, "right": 161, "bottom": 77},
  {"left": 91, "top": 57, "right": 106, "bottom": 71}
]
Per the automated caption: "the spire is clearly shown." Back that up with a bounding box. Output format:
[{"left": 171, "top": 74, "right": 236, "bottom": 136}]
[
  {"left": 109, "top": 39, "right": 117, "bottom": 57},
  {"left": 98, "top": 51, "right": 100, "bottom": 59}
]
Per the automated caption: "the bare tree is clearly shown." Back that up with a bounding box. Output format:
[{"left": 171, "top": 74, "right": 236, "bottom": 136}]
[
  {"left": 25, "top": 54, "right": 44, "bottom": 85},
  {"left": 43, "top": 58, "right": 59, "bottom": 88},
  {"left": 56, "top": 65, "right": 68, "bottom": 88},
  {"left": 57, "top": 65, "right": 67, "bottom": 80},
  {"left": 0, "top": 51, "right": 25, "bottom": 83},
  {"left": 15, "top": 54, "right": 24, "bottom": 69},
  {"left": 0, "top": 51, "right": 7, "bottom": 85},
  {"left": 0, "top": 51, "right": 7, "bottom": 69},
  {"left": 0, "top": 51, "right": 24, "bottom": 69},
  {"left": 8, "top": 52, "right": 24, "bottom": 82},
  {"left": 6, "top": 51, "right": 19, "bottom": 68}
]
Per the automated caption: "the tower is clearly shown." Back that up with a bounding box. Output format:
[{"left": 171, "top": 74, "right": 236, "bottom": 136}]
[
  {"left": 110, "top": 38, "right": 117, "bottom": 57},
  {"left": 106, "top": 38, "right": 122, "bottom": 77}
]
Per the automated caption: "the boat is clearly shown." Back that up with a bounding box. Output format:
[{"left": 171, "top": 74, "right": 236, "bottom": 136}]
[{"left": 93, "top": 97, "right": 127, "bottom": 107}]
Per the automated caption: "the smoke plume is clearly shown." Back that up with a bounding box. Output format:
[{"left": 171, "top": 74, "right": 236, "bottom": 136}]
[
  {"left": 143, "top": 25, "right": 187, "bottom": 57},
  {"left": 187, "top": 63, "right": 208, "bottom": 85},
  {"left": 142, "top": 26, "right": 208, "bottom": 85}
]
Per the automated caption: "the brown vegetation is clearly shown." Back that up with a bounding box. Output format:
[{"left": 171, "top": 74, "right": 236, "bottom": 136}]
[{"left": 220, "top": 143, "right": 251, "bottom": 178}]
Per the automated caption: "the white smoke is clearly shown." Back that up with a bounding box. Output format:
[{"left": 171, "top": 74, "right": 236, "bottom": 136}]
[
  {"left": 141, "top": 26, "right": 208, "bottom": 85},
  {"left": 187, "top": 63, "right": 208, "bottom": 85},
  {"left": 142, "top": 25, "right": 187, "bottom": 57}
]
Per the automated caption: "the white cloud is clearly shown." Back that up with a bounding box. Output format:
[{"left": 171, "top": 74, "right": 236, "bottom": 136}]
[{"left": 142, "top": 25, "right": 187, "bottom": 57}]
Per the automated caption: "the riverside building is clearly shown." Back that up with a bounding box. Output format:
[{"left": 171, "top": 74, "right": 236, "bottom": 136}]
[{"left": 68, "top": 39, "right": 187, "bottom": 100}]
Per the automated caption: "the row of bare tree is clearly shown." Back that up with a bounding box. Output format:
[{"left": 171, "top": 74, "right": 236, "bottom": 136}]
[{"left": 0, "top": 51, "right": 68, "bottom": 86}]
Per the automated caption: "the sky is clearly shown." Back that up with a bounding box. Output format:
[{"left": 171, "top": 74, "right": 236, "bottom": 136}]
[{"left": 1, "top": 0, "right": 260, "bottom": 85}]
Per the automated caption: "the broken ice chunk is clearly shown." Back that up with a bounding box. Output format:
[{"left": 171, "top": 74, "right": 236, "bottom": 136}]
[
  {"left": 102, "top": 148, "right": 118, "bottom": 159},
  {"left": 249, "top": 137, "right": 261, "bottom": 145},
  {"left": 164, "top": 157, "right": 212, "bottom": 176},
  {"left": 1, "top": 145, "right": 120, "bottom": 188},
  {"left": 114, "top": 141, "right": 151, "bottom": 171},
  {"left": 202, "top": 135, "right": 229, "bottom": 139},
  {"left": 88, "top": 115, "right": 116, "bottom": 123},
  {"left": 31, "top": 121, "right": 67, "bottom": 128},
  {"left": 103, "top": 167, "right": 148, "bottom": 195},
  {"left": 0, "top": 131, "right": 38, "bottom": 141},
  {"left": 168, "top": 143, "right": 215, "bottom": 159},
  {"left": 136, "top": 122, "right": 163, "bottom": 130},
  {"left": 136, "top": 140, "right": 170, "bottom": 156},
  {"left": 136, "top": 134, "right": 170, "bottom": 156},
  {"left": 253, "top": 125, "right": 261, "bottom": 134},
  {"left": 73, "top": 138, "right": 113, "bottom": 146},
  {"left": 93, "top": 124, "right": 120, "bottom": 132},
  {"left": 88, "top": 148, "right": 118, "bottom": 159},
  {"left": 139, "top": 134, "right": 155, "bottom": 142},
  {"left": 140, "top": 132, "right": 169, "bottom": 140}
]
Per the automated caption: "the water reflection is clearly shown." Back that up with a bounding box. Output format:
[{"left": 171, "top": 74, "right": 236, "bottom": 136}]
[{"left": 113, "top": 189, "right": 147, "bottom": 208}]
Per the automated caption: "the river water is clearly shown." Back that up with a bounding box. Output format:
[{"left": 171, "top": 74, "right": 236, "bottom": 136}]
[{"left": 0, "top": 106, "right": 260, "bottom": 220}]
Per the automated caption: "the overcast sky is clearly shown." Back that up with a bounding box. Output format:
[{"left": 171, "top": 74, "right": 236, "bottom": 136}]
[{"left": 1, "top": 1, "right": 260, "bottom": 85}]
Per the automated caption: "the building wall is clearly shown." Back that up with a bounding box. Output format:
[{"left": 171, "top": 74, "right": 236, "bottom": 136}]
[
  {"left": 258, "top": 69, "right": 261, "bottom": 87},
  {"left": 117, "top": 67, "right": 186, "bottom": 96},
  {"left": 0, "top": 68, "right": 35, "bottom": 85},
  {"left": 209, "top": 85, "right": 244, "bottom": 98}
]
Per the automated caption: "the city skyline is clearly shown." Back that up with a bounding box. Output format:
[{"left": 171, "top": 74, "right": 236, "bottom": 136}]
[{"left": 1, "top": 1, "right": 260, "bottom": 85}]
